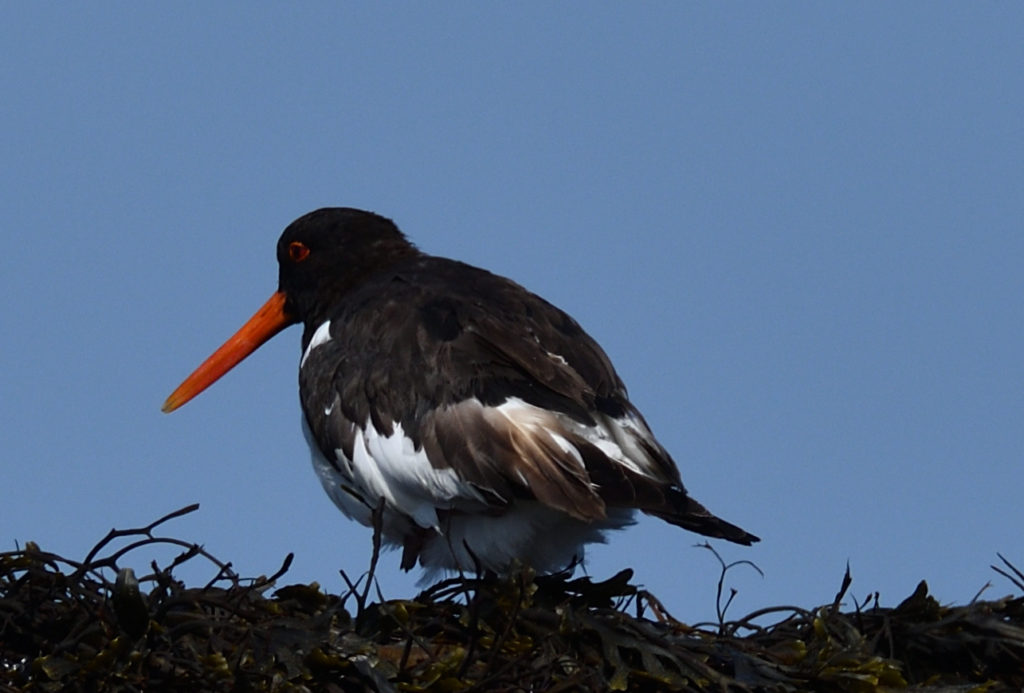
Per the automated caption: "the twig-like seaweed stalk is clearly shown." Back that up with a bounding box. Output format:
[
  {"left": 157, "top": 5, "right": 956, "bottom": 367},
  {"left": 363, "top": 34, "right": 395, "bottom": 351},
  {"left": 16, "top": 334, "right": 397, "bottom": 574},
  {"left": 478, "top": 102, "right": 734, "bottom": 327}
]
[
  {"left": 992, "top": 553, "right": 1024, "bottom": 592},
  {"left": 694, "top": 541, "right": 764, "bottom": 632}
]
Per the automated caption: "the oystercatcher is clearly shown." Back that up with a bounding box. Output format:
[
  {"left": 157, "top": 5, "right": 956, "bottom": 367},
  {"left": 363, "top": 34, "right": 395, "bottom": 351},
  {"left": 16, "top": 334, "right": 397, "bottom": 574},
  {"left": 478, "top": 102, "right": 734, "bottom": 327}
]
[{"left": 163, "top": 208, "right": 758, "bottom": 576}]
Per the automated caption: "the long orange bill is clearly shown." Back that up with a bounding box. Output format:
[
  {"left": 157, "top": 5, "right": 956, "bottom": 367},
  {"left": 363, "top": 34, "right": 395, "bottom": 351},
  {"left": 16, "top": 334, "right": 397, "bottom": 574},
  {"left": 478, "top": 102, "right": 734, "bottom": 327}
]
[{"left": 162, "top": 291, "right": 295, "bottom": 413}]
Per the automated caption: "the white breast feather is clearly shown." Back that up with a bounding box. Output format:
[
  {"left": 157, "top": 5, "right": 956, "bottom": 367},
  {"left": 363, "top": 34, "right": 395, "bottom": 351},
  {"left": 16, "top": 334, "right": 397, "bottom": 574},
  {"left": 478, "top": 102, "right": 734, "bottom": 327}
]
[
  {"left": 349, "top": 420, "right": 486, "bottom": 530},
  {"left": 300, "top": 320, "right": 333, "bottom": 368},
  {"left": 303, "top": 416, "right": 374, "bottom": 526}
]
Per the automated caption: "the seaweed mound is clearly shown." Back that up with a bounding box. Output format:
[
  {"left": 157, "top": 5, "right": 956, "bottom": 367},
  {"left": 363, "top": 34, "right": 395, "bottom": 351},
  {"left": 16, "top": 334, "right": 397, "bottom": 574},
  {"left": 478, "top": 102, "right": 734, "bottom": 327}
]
[{"left": 3, "top": 506, "right": 1023, "bottom": 692}]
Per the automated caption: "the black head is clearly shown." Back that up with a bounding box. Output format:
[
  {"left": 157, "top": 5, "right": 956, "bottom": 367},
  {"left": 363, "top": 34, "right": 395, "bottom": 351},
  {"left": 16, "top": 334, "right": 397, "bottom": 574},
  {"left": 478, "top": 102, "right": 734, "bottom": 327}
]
[
  {"left": 164, "top": 207, "right": 418, "bottom": 413},
  {"left": 277, "top": 208, "right": 419, "bottom": 326}
]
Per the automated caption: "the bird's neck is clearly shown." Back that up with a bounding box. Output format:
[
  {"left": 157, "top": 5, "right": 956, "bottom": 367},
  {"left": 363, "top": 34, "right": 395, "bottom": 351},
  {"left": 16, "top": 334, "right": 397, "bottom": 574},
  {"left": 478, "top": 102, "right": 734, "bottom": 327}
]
[{"left": 299, "top": 245, "right": 422, "bottom": 344}]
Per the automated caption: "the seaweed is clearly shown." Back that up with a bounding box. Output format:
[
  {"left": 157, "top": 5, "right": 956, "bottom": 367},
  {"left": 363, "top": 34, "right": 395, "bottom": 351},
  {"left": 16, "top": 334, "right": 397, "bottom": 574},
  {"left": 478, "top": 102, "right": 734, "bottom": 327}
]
[{"left": 2, "top": 506, "right": 1022, "bottom": 692}]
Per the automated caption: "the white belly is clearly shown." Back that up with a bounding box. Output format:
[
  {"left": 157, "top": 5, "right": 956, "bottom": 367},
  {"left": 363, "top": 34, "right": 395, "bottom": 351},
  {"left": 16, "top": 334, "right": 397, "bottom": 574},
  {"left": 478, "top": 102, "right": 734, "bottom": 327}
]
[{"left": 414, "top": 502, "right": 636, "bottom": 580}]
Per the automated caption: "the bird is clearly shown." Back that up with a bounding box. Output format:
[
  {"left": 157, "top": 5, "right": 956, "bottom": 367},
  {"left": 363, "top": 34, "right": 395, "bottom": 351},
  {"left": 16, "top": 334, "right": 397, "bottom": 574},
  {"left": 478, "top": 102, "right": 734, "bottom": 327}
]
[{"left": 163, "top": 208, "right": 758, "bottom": 577}]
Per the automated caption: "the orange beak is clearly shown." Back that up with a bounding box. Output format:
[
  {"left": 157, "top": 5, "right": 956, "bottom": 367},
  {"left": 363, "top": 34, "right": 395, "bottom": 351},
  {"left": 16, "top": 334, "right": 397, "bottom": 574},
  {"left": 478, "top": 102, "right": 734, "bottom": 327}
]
[{"left": 162, "top": 291, "right": 295, "bottom": 413}]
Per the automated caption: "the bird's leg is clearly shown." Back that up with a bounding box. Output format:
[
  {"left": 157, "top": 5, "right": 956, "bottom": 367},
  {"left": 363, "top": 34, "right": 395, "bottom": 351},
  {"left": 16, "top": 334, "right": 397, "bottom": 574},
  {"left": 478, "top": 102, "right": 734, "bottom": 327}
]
[{"left": 357, "top": 497, "right": 386, "bottom": 619}]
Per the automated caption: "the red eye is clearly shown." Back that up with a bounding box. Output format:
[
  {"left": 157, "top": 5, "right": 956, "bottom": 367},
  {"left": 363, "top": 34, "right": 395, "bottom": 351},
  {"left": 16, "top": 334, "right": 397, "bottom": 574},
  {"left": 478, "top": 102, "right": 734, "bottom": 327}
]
[{"left": 288, "top": 242, "right": 310, "bottom": 262}]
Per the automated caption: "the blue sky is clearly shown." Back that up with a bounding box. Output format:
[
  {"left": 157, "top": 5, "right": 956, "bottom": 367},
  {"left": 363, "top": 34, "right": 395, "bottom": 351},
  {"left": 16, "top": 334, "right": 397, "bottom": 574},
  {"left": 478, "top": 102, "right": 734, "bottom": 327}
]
[{"left": 3, "top": 5, "right": 1022, "bottom": 622}]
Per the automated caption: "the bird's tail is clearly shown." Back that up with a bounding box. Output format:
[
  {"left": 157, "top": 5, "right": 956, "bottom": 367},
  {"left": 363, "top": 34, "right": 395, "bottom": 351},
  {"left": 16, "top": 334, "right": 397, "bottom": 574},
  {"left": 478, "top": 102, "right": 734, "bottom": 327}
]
[{"left": 648, "top": 488, "right": 760, "bottom": 546}]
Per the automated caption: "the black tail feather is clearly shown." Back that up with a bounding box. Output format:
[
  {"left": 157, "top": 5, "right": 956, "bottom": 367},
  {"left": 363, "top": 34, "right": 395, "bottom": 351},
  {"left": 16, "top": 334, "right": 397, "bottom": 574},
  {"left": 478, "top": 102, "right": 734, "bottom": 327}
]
[{"left": 648, "top": 488, "right": 760, "bottom": 546}]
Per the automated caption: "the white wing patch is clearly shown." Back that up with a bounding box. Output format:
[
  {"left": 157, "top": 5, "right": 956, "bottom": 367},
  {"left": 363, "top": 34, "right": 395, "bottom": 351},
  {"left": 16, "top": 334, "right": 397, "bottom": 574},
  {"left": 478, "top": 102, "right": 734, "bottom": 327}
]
[
  {"left": 493, "top": 396, "right": 659, "bottom": 478},
  {"left": 300, "top": 320, "right": 333, "bottom": 368},
  {"left": 575, "top": 410, "right": 662, "bottom": 478},
  {"left": 492, "top": 397, "right": 584, "bottom": 469}
]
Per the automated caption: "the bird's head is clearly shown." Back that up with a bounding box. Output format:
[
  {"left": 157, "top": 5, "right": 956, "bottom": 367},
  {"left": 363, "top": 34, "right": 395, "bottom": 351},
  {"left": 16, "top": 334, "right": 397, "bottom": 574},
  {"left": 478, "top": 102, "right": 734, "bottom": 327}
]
[
  {"left": 162, "top": 207, "right": 416, "bottom": 413},
  {"left": 276, "top": 208, "right": 417, "bottom": 329}
]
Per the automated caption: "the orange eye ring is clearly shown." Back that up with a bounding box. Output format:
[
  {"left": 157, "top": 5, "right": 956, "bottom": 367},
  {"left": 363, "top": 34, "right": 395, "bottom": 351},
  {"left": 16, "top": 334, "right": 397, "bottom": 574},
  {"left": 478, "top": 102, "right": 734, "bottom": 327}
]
[{"left": 288, "top": 242, "right": 310, "bottom": 262}]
